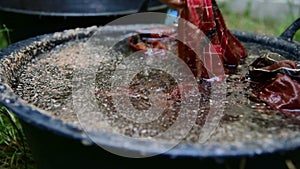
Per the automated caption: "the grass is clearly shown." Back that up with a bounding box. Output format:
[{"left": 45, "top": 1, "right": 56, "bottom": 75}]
[
  {"left": 0, "top": 25, "right": 10, "bottom": 48},
  {"left": 0, "top": 7, "right": 299, "bottom": 169},
  {"left": 0, "top": 108, "right": 34, "bottom": 169}
]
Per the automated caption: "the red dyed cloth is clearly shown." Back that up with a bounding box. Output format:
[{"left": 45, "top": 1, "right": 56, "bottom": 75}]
[
  {"left": 260, "top": 74, "right": 300, "bottom": 117},
  {"left": 128, "top": 26, "right": 176, "bottom": 51},
  {"left": 129, "top": 0, "right": 247, "bottom": 80},
  {"left": 249, "top": 54, "right": 300, "bottom": 117},
  {"left": 178, "top": 0, "right": 247, "bottom": 79}
]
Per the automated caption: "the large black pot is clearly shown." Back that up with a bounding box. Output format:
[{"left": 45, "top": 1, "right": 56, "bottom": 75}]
[
  {"left": 0, "top": 0, "right": 167, "bottom": 42},
  {"left": 0, "top": 15, "right": 300, "bottom": 169}
]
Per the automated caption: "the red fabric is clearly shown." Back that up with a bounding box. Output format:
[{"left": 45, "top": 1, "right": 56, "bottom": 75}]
[
  {"left": 178, "top": 0, "right": 247, "bottom": 79},
  {"left": 128, "top": 26, "right": 175, "bottom": 51},
  {"left": 249, "top": 55, "right": 300, "bottom": 118},
  {"left": 249, "top": 58, "right": 298, "bottom": 82},
  {"left": 260, "top": 74, "right": 300, "bottom": 118},
  {"left": 128, "top": 0, "right": 247, "bottom": 80},
  {"left": 260, "top": 60, "right": 297, "bottom": 71}
]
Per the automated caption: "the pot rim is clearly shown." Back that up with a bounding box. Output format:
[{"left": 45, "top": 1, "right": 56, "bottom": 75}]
[
  {"left": 1, "top": 26, "right": 300, "bottom": 158},
  {"left": 0, "top": 5, "right": 167, "bottom": 17}
]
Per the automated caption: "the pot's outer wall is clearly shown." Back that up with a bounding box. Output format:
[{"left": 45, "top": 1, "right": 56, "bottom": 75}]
[
  {"left": 0, "top": 12, "right": 118, "bottom": 42},
  {"left": 21, "top": 121, "right": 300, "bottom": 169},
  {"left": 0, "top": 0, "right": 167, "bottom": 42}
]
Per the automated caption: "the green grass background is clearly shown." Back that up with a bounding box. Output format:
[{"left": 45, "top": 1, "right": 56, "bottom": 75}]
[{"left": 0, "top": 6, "right": 299, "bottom": 169}]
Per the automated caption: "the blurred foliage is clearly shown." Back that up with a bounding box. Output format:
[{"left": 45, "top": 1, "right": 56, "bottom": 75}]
[
  {"left": 219, "top": 3, "right": 300, "bottom": 42},
  {"left": 0, "top": 24, "right": 10, "bottom": 49}
]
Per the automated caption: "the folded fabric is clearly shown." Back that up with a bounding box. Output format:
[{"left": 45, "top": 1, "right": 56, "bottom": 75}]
[{"left": 249, "top": 53, "right": 300, "bottom": 117}]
